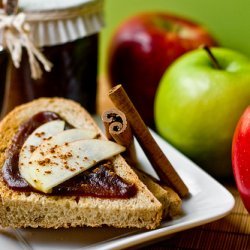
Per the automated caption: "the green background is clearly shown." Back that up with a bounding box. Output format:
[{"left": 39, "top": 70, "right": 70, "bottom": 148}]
[{"left": 100, "top": 0, "right": 250, "bottom": 73}]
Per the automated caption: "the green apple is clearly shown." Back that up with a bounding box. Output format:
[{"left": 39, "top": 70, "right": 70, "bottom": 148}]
[{"left": 155, "top": 47, "right": 250, "bottom": 178}]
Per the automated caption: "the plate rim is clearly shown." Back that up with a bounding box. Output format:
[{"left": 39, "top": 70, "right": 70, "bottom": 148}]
[{"left": 83, "top": 128, "right": 235, "bottom": 250}]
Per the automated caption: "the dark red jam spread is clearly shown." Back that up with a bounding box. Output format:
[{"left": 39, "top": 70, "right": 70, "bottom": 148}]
[
  {"left": 2, "top": 111, "right": 137, "bottom": 198},
  {"left": 53, "top": 161, "right": 136, "bottom": 198}
]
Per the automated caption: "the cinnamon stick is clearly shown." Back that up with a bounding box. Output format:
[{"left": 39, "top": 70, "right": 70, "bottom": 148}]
[
  {"left": 102, "top": 108, "right": 137, "bottom": 166},
  {"left": 109, "top": 85, "right": 189, "bottom": 198},
  {"left": 102, "top": 109, "right": 115, "bottom": 141}
]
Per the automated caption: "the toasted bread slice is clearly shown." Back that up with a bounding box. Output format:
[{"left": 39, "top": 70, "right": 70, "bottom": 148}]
[
  {"left": 134, "top": 169, "right": 182, "bottom": 219},
  {"left": 0, "top": 98, "right": 163, "bottom": 229}
]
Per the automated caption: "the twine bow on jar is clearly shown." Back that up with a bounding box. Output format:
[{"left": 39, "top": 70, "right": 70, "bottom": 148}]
[{"left": 0, "top": 0, "right": 52, "bottom": 79}]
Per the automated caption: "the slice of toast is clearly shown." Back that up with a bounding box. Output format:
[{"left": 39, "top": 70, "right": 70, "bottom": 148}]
[
  {"left": 0, "top": 98, "right": 163, "bottom": 229},
  {"left": 134, "top": 169, "right": 182, "bottom": 219}
]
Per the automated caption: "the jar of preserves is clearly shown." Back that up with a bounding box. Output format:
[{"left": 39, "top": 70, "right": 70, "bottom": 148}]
[{"left": 0, "top": 0, "right": 104, "bottom": 117}]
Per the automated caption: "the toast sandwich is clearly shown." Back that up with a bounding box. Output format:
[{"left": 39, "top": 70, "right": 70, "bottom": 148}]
[{"left": 0, "top": 98, "right": 181, "bottom": 229}]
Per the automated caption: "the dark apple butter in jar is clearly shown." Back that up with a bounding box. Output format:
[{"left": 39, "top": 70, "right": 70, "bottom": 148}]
[
  {"left": 6, "top": 34, "right": 98, "bottom": 114},
  {"left": 0, "top": 0, "right": 104, "bottom": 116}
]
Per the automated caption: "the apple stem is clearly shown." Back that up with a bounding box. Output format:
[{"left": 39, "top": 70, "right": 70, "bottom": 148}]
[{"left": 203, "top": 45, "right": 222, "bottom": 70}]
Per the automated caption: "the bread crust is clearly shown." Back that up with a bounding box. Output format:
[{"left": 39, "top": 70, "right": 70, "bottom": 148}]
[
  {"left": 135, "top": 170, "right": 182, "bottom": 219},
  {"left": 0, "top": 98, "right": 162, "bottom": 229}
]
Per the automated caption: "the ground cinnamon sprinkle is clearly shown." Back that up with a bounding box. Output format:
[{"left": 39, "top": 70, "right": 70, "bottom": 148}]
[
  {"left": 60, "top": 154, "right": 66, "bottom": 160},
  {"left": 35, "top": 132, "right": 45, "bottom": 138},
  {"left": 49, "top": 145, "right": 58, "bottom": 153},
  {"left": 29, "top": 145, "right": 37, "bottom": 153},
  {"left": 38, "top": 158, "right": 51, "bottom": 166},
  {"left": 66, "top": 152, "right": 73, "bottom": 157},
  {"left": 59, "top": 151, "right": 73, "bottom": 160},
  {"left": 50, "top": 148, "right": 55, "bottom": 153}
]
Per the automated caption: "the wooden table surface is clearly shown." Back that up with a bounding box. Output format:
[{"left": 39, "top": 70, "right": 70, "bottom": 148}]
[{"left": 97, "top": 76, "right": 250, "bottom": 250}]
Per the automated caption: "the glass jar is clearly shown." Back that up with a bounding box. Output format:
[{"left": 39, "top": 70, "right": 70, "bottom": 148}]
[
  {"left": 0, "top": 0, "right": 104, "bottom": 117},
  {"left": 0, "top": 48, "right": 8, "bottom": 110}
]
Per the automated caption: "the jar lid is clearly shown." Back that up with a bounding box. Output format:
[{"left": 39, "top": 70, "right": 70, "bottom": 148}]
[
  {"left": 19, "top": 0, "right": 101, "bottom": 12},
  {"left": 1, "top": 0, "right": 104, "bottom": 47}
]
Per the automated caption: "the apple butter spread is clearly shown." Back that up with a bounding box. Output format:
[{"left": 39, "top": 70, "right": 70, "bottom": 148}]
[{"left": 2, "top": 111, "right": 137, "bottom": 198}]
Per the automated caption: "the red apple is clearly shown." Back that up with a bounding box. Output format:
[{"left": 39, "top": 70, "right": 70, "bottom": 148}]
[
  {"left": 108, "top": 12, "right": 217, "bottom": 127},
  {"left": 232, "top": 107, "right": 250, "bottom": 213}
]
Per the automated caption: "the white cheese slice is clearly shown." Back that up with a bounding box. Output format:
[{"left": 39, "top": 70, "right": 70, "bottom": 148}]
[
  {"left": 26, "top": 139, "right": 126, "bottom": 193},
  {"left": 19, "top": 120, "right": 65, "bottom": 182}
]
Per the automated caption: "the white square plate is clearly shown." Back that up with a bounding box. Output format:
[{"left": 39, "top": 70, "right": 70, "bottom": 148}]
[{"left": 0, "top": 127, "right": 235, "bottom": 250}]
